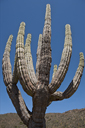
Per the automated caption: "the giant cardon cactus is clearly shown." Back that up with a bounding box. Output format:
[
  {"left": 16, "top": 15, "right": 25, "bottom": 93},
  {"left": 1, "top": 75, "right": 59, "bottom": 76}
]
[{"left": 2, "top": 4, "right": 84, "bottom": 128}]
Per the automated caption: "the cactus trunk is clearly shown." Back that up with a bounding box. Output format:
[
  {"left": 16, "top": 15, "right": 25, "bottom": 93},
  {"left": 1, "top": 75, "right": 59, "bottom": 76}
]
[
  {"left": 29, "top": 118, "right": 46, "bottom": 128},
  {"left": 28, "top": 85, "right": 49, "bottom": 128}
]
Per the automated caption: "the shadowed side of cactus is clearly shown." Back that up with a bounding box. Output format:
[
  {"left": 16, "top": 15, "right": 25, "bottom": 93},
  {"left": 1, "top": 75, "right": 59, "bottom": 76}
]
[{"left": 2, "top": 4, "right": 84, "bottom": 128}]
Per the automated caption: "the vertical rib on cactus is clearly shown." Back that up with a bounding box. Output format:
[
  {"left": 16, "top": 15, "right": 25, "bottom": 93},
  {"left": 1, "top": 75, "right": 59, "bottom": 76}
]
[
  {"left": 25, "top": 34, "right": 38, "bottom": 86},
  {"left": 36, "top": 34, "right": 42, "bottom": 79},
  {"left": 48, "top": 24, "right": 72, "bottom": 94},
  {"left": 2, "top": 4, "right": 84, "bottom": 128},
  {"left": 16, "top": 22, "right": 35, "bottom": 96},
  {"left": 38, "top": 4, "right": 52, "bottom": 85}
]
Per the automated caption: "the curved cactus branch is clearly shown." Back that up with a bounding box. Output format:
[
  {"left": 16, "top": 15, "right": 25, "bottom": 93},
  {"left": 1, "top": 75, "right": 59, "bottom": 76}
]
[
  {"left": 36, "top": 34, "right": 42, "bottom": 79},
  {"left": 49, "top": 91, "right": 64, "bottom": 101},
  {"left": 7, "top": 84, "right": 31, "bottom": 126},
  {"left": 38, "top": 4, "right": 52, "bottom": 85},
  {"left": 2, "top": 35, "right": 32, "bottom": 126},
  {"left": 49, "top": 53, "right": 84, "bottom": 102},
  {"left": 25, "top": 34, "right": 38, "bottom": 86},
  {"left": 48, "top": 24, "right": 72, "bottom": 94},
  {"left": 63, "top": 52, "right": 84, "bottom": 98},
  {"left": 16, "top": 22, "right": 36, "bottom": 96},
  {"left": 2, "top": 35, "right": 13, "bottom": 86}
]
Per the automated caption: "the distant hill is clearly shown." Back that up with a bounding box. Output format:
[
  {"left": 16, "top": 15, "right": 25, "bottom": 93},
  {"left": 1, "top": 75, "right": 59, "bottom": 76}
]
[{"left": 0, "top": 108, "right": 85, "bottom": 128}]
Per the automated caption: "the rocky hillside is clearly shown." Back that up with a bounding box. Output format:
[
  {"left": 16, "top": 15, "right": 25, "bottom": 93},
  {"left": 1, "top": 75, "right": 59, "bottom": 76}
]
[{"left": 0, "top": 108, "right": 85, "bottom": 128}]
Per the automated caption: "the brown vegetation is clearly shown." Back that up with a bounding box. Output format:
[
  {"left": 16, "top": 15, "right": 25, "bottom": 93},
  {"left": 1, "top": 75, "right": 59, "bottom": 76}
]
[{"left": 0, "top": 108, "right": 85, "bottom": 128}]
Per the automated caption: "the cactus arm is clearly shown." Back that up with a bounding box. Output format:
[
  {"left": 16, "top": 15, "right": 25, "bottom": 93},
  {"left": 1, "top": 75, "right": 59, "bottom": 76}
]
[
  {"left": 49, "top": 91, "right": 64, "bottom": 102},
  {"left": 16, "top": 22, "right": 36, "bottom": 96},
  {"left": 2, "top": 35, "right": 31, "bottom": 126},
  {"left": 48, "top": 24, "right": 72, "bottom": 94},
  {"left": 2, "top": 35, "right": 13, "bottom": 86},
  {"left": 24, "top": 34, "right": 38, "bottom": 86},
  {"left": 49, "top": 53, "right": 84, "bottom": 102},
  {"left": 38, "top": 4, "right": 52, "bottom": 85},
  {"left": 63, "top": 52, "right": 84, "bottom": 98},
  {"left": 36, "top": 34, "right": 42, "bottom": 79},
  {"left": 7, "top": 84, "right": 31, "bottom": 126}
]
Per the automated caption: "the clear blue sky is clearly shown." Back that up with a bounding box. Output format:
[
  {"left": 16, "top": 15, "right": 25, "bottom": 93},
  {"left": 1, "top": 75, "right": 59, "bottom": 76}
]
[{"left": 0, "top": 0, "right": 85, "bottom": 114}]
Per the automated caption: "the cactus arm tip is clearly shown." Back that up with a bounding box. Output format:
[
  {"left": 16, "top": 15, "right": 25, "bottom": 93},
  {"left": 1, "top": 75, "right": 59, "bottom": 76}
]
[
  {"left": 52, "top": 65, "right": 57, "bottom": 78},
  {"left": 45, "top": 4, "right": 51, "bottom": 20}
]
